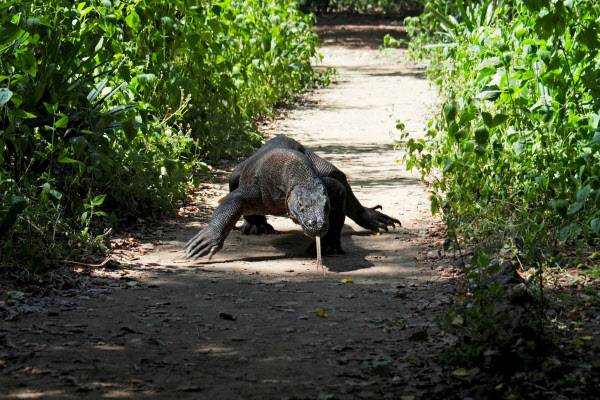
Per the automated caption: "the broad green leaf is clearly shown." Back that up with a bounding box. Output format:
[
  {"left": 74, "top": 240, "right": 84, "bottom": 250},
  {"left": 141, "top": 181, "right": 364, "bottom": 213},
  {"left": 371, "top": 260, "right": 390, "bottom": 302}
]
[
  {"left": 464, "top": 140, "right": 476, "bottom": 152},
  {"left": 125, "top": 11, "right": 140, "bottom": 32},
  {"left": 560, "top": 223, "right": 582, "bottom": 239},
  {"left": 0, "top": 0, "right": 21, "bottom": 10},
  {"left": 55, "top": 116, "right": 69, "bottom": 128},
  {"left": 92, "top": 194, "right": 106, "bottom": 206},
  {"left": 577, "top": 185, "right": 591, "bottom": 202},
  {"left": 15, "top": 53, "right": 37, "bottom": 76},
  {"left": 59, "top": 157, "right": 79, "bottom": 163},
  {"left": 476, "top": 85, "right": 501, "bottom": 101},
  {"left": 523, "top": 0, "right": 543, "bottom": 11},
  {"left": 458, "top": 109, "right": 477, "bottom": 124},
  {"left": 136, "top": 74, "right": 156, "bottom": 86},
  {"left": 591, "top": 219, "right": 600, "bottom": 234},
  {"left": 49, "top": 190, "right": 63, "bottom": 200},
  {"left": 0, "top": 22, "right": 20, "bottom": 46},
  {"left": 481, "top": 112, "right": 493, "bottom": 127},
  {"left": 476, "top": 57, "right": 501, "bottom": 70},
  {"left": 579, "top": 26, "right": 600, "bottom": 50},
  {"left": 443, "top": 158, "right": 454, "bottom": 173},
  {"left": 207, "top": 18, "right": 220, "bottom": 32},
  {"left": 0, "top": 199, "right": 27, "bottom": 238},
  {"left": 443, "top": 103, "right": 457, "bottom": 122},
  {"left": 491, "top": 114, "right": 508, "bottom": 128},
  {"left": 474, "top": 126, "right": 490, "bottom": 145},
  {"left": 589, "top": 114, "right": 600, "bottom": 129},
  {"left": 0, "top": 88, "right": 12, "bottom": 108},
  {"left": 537, "top": 50, "right": 551, "bottom": 64},
  {"left": 568, "top": 201, "right": 584, "bottom": 215},
  {"left": 13, "top": 109, "right": 36, "bottom": 118}
]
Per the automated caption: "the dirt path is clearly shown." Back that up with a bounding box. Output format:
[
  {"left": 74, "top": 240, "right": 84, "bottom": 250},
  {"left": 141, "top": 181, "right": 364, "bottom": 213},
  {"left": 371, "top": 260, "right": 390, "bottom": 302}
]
[{"left": 1, "top": 19, "right": 464, "bottom": 399}]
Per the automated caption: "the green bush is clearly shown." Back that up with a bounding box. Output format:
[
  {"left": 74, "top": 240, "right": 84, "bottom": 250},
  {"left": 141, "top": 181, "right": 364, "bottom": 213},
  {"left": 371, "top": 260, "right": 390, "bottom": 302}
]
[
  {"left": 394, "top": 0, "right": 600, "bottom": 260},
  {"left": 0, "top": 0, "right": 321, "bottom": 271}
]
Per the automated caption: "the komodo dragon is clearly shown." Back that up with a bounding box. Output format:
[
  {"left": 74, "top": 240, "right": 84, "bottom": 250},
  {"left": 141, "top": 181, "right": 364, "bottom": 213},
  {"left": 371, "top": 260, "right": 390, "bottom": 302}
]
[{"left": 185, "top": 135, "right": 400, "bottom": 260}]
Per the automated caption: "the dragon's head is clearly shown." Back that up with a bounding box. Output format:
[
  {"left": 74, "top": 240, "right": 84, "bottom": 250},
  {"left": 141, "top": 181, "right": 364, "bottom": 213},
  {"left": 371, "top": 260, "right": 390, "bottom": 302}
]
[{"left": 287, "top": 183, "right": 330, "bottom": 238}]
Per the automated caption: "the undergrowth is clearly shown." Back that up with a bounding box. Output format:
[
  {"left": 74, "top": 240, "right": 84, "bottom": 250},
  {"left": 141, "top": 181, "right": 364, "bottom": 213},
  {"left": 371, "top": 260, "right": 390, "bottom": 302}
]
[
  {"left": 0, "top": 0, "right": 325, "bottom": 273},
  {"left": 386, "top": 0, "right": 600, "bottom": 392}
]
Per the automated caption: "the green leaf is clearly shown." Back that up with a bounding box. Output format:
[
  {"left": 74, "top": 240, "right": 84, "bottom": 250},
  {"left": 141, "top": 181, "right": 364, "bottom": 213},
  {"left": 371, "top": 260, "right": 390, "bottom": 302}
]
[
  {"left": 589, "top": 114, "right": 600, "bottom": 129},
  {"left": 443, "top": 158, "right": 454, "bottom": 173},
  {"left": 577, "top": 185, "right": 592, "bottom": 202},
  {"left": 474, "top": 126, "right": 490, "bottom": 145},
  {"left": 125, "top": 11, "right": 140, "bottom": 32},
  {"left": 92, "top": 194, "right": 106, "bottom": 206},
  {"left": 481, "top": 112, "right": 493, "bottom": 127},
  {"left": 591, "top": 219, "right": 600, "bottom": 235},
  {"left": 443, "top": 103, "right": 457, "bottom": 122},
  {"left": 55, "top": 116, "right": 69, "bottom": 128},
  {"left": 0, "top": 0, "right": 21, "bottom": 10},
  {"left": 207, "top": 18, "right": 220, "bottom": 32},
  {"left": 38, "top": 18, "right": 52, "bottom": 28},
  {"left": 0, "top": 199, "right": 27, "bottom": 238},
  {"left": 464, "top": 140, "right": 476, "bottom": 152},
  {"left": 425, "top": 4, "right": 457, "bottom": 31},
  {"left": 59, "top": 157, "right": 79, "bottom": 163},
  {"left": 568, "top": 201, "right": 584, "bottom": 215},
  {"left": 13, "top": 109, "right": 36, "bottom": 118},
  {"left": 491, "top": 114, "right": 508, "bottom": 128},
  {"left": 431, "top": 195, "right": 440, "bottom": 215},
  {"left": 15, "top": 53, "right": 37, "bottom": 76},
  {"left": 459, "top": 109, "right": 477, "bottom": 124},
  {"left": 0, "top": 88, "right": 12, "bottom": 108},
  {"left": 560, "top": 223, "right": 582, "bottom": 239},
  {"left": 136, "top": 73, "right": 156, "bottom": 86},
  {"left": 0, "top": 22, "right": 21, "bottom": 46},
  {"left": 49, "top": 190, "right": 63, "bottom": 200},
  {"left": 476, "top": 85, "right": 501, "bottom": 101},
  {"left": 523, "top": 0, "right": 543, "bottom": 11},
  {"left": 537, "top": 50, "right": 551, "bottom": 64},
  {"left": 579, "top": 26, "right": 600, "bottom": 50},
  {"left": 476, "top": 57, "right": 501, "bottom": 70},
  {"left": 502, "top": 51, "right": 513, "bottom": 65}
]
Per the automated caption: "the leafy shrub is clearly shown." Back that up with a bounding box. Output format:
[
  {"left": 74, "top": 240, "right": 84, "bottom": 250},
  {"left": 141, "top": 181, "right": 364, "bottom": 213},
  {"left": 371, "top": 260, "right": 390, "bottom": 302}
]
[
  {"left": 0, "top": 0, "right": 322, "bottom": 271},
  {"left": 393, "top": 0, "right": 600, "bottom": 261}
]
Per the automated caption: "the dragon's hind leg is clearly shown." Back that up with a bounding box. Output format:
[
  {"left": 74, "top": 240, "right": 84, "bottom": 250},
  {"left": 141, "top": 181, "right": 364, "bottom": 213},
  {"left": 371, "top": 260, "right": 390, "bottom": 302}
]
[{"left": 238, "top": 215, "right": 275, "bottom": 235}]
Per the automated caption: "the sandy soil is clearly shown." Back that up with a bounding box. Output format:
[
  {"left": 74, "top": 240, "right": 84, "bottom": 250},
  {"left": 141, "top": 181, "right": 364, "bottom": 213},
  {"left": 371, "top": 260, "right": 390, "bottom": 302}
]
[{"left": 0, "top": 19, "right": 468, "bottom": 400}]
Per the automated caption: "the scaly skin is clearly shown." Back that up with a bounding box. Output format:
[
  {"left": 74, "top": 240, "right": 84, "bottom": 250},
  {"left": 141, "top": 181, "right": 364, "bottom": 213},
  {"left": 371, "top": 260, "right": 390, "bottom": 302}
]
[{"left": 185, "top": 135, "right": 400, "bottom": 260}]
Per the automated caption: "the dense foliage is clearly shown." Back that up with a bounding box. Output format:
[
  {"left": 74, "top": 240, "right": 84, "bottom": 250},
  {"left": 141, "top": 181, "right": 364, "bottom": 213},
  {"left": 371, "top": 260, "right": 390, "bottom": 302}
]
[
  {"left": 388, "top": 1, "right": 600, "bottom": 380},
  {"left": 298, "top": 0, "right": 422, "bottom": 15},
  {"left": 395, "top": 0, "right": 600, "bottom": 262},
  {"left": 0, "top": 0, "right": 322, "bottom": 271}
]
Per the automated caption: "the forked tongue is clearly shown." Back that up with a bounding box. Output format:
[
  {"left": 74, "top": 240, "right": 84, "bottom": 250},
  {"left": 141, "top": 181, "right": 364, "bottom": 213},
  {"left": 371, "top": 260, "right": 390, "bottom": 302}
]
[{"left": 316, "top": 236, "right": 323, "bottom": 273}]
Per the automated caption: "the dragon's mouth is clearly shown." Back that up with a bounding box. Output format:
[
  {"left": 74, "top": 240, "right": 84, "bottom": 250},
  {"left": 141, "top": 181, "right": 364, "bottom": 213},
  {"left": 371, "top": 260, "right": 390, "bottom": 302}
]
[
  {"left": 290, "top": 216, "right": 327, "bottom": 238},
  {"left": 288, "top": 210, "right": 328, "bottom": 238},
  {"left": 300, "top": 222, "right": 328, "bottom": 239}
]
